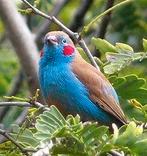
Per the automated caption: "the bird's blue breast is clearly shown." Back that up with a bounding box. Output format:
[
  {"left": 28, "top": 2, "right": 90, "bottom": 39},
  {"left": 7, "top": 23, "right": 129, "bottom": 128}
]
[{"left": 39, "top": 62, "right": 114, "bottom": 124}]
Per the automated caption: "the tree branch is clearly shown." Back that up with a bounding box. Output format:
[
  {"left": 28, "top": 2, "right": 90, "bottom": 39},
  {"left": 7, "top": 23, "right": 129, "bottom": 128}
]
[
  {"left": 0, "top": 100, "right": 50, "bottom": 111},
  {"left": 97, "top": 0, "right": 115, "bottom": 39},
  {"left": 21, "top": 0, "right": 99, "bottom": 70},
  {"left": 69, "top": 0, "right": 94, "bottom": 31},
  {"left": 0, "top": 70, "right": 24, "bottom": 122},
  {"left": 0, "top": 129, "right": 30, "bottom": 156},
  {"left": 35, "top": 0, "right": 69, "bottom": 47},
  {"left": 93, "top": 0, "right": 115, "bottom": 57},
  {"left": 0, "top": 0, "right": 40, "bottom": 95},
  {"left": 0, "top": 102, "right": 31, "bottom": 107},
  {"left": 7, "top": 70, "right": 24, "bottom": 97}
]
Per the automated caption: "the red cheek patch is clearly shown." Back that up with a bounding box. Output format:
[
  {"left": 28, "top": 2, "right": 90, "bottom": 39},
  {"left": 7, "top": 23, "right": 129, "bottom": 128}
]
[
  {"left": 40, "top": 49, "right": 44, "bottom": 57},
  {"left": 63, "top": 45, "right": 74, "bottom": 56}
]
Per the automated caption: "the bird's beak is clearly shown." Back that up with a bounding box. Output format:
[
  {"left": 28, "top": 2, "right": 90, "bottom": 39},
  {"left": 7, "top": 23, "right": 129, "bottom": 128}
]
[{"left": 46, "top": 35, "right": 58, "bottom": 45}]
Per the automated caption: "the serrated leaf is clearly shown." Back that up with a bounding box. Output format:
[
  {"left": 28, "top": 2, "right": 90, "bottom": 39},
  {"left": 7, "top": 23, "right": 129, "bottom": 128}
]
[
  {"left": 92, "top": 37, "right": 116, "bottom": 53},
  {"left": 103, "top": 63, "right": 123, "bottom": 75},
  {"left": 106, "top": 52, "right": 132, "bottom": 63},
  {"left": 109, "top": 76, "right": 126, "bottom": 88},
  {"left": 103, "top": 45, "right": 146, "bottom": 74},
  {"left": 115, "top": 43, "right": 134, "bottom": 53},
  {"left": 104, "top": 51, "right": 134, "bottom": 74},
  {"left": 109, "top": 75, "right": 147, "bottom": 104},
  {"left": 143, "top": 38, "right": 147, "bottom": 51},
  {"left": 132, "top": 52, "right": 146, "bottom": 60}
]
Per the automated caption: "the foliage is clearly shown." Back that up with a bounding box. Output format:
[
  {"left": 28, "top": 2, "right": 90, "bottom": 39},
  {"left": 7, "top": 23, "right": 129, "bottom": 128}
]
[
  {"left": 0, "top": 0, "right": 147, "bottom": 155},
  {"left": 0, "top": 141, "right": 23, "bottom": 156},
  {"left": 92, "top": 37, "right": 147, "bottom": 75},
  {"left": 0, "top": 48, "right": 19, "bottom": 96},
  {"left": 1, "top": 106, "right": 147, "bottom": 156}
]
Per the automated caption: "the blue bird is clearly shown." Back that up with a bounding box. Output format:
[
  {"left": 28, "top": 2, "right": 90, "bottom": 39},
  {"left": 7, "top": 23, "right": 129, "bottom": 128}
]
[{"left": 39, "top": 31, "right": 127, "bottom": 127}]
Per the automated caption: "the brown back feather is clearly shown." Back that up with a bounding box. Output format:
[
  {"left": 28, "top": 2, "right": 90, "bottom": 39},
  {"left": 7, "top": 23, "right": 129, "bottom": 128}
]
[{"left": 72, "top": 52, "right": 127, "bottom": 124}]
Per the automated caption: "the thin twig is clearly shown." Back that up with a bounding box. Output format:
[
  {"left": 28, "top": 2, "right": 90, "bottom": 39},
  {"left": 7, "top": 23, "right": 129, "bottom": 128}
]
[
  {"left": 0, "top": 102, "right": 31, "bottom": 107},
  {"left": 69, "top": 0, "right": 94, "bottom": 31},
  {"left": 93, "top": 0, "right": 115, "bottom": 57},
  {"left": 21, "top": 0, "right": 99, "bottom": 70},
  {"left": 35, "top": 0, "right": 69, "bottom": 46},
  {"left": 78, "top": 39, "right": 99, "bottom": 69},
  {"left": 0, "top": 101, "right": 50, "bottom": 111},
  {"left": 0, "top": 129, "right": 30, "bottom": 156},
  {"left": 82, "top": 0, "right": 132, "bottom": 33},
  {"left": 97, "top": 0, "right": 115, "bottom": 39},
  {"left": 7, "top": 70, "right": 24, "bottom": 97},
  {"left": 0, "top": 70, "right": 24, "bottom": 122}
]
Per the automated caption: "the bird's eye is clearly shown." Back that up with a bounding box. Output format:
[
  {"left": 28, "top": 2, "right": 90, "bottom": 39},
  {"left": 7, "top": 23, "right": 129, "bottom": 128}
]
[{"left": 62, "top": 38, "right": 67, "bottom": 44}]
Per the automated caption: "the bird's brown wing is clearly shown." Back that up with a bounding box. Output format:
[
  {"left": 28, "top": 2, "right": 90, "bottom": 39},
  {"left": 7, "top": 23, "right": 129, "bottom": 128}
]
[{"left": 72, "top": 53, "right": 127, "bottom": 124}]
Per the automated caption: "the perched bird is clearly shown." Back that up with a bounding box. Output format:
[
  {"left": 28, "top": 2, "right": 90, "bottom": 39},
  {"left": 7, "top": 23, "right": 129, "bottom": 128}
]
[{"left": 39, "top": 31, "right": 127, "bottom": 127}]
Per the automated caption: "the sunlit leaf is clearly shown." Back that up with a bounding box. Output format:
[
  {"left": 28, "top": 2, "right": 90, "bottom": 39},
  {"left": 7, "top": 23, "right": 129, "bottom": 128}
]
[
  {"left": 143, "top": 38, "right": 147, "bottom": 51},
  {"left": 115, "top": 122, "right": 143, "bottom": 146},
  {"left": 11, "top": 125, "right": 39, "bottom": 148},
  {"left": 92, "top": 37, "right": 116, "bottom": 53},
  {"left": 115, "top": 43, "right": 134, "bottom": 53},
  {"left": 109, "top": 75, "right": 147, "bottom": 104},
  {"left": 104, "top": 50, "right": 146, "bottom": 74}
]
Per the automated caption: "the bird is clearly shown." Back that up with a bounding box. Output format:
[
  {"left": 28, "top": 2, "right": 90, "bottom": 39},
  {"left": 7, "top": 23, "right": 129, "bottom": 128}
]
[{"left": 39, "top": 31, "right": 127, "bottom": 127}]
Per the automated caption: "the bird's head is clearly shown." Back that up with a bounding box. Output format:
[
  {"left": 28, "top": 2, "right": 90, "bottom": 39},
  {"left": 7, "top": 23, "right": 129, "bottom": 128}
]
[{"left": 40, "top": 31, "right": 76, "bottom": 67}]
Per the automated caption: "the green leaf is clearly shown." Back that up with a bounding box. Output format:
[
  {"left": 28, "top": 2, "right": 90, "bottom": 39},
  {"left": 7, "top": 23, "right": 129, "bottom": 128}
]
[
  {"left": 66, "top": 115, "right": 83, "bottom": 132},
  {"left": 83, "top": 126, "right": 108, "bottom": 145},
  {"left": 115, "top": 122, "right": 143, "bottom": 146},
  {"left": 104, "top": 50, "right": 146, "bottom": 74},
  {"left": 109, "top": 76, "right": 126, "bottom": 88},
  {"left": 115, "top": 43, "right": 134, "bottom": 53},
  {"left": 50, "top": 105, "right": 66, "bottom": 125},
  {"left": 132, "top": 139, "right": 147, "bottom": 155},
  {"left": 34, "top": 106, "right": 66, "bottom": 141},
  {"left": 106, "top": 52, "right": 131, "bottom": 63},
  {"left": 91, "top": 37, "right": 116, "bottom": 53},
  {"left": 79, "top": 123, "right": 108, "bottom": 146},
  {"left": 100, "top": 143, "right": 114, "bottom": 154},
  {"left": 143, "top": 38, "right": 147, "bottom": 51},
  {"left": 109, "top": 75, "right": 147, "bottom": 104},
  {"left": 11, "top": 125, "right": 39, "bottom": 148},
  {"left": 104, "top": 63, "right": 124, "bottom": 75},
  {"left": 0, "top": 141, "right": 22, "bottom": 156}
]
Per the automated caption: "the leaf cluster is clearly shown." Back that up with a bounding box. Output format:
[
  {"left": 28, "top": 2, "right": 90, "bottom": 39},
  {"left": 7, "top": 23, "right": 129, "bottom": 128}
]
[{"left": 1, "top": 106, "right": 147, "bottom": 156}]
